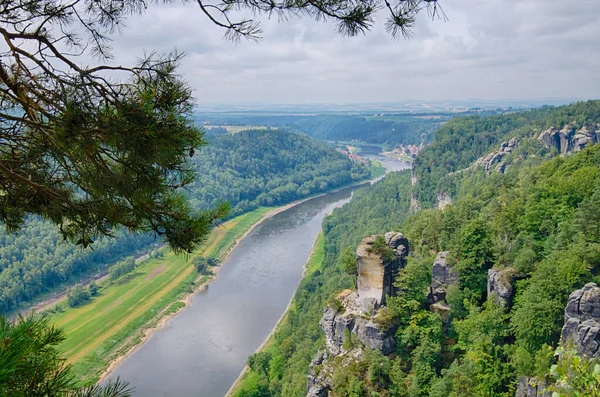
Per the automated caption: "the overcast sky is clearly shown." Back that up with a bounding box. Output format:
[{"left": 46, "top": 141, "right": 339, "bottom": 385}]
[{"left": 105, "top": 0, "right": 599, "bottom": 105}]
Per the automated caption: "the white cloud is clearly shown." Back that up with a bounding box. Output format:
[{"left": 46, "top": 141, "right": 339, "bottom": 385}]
[{"left": 103, "top": 0, "right": 600, "bottom": 104}]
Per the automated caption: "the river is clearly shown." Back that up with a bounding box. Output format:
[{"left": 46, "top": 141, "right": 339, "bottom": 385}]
[{"left": 106, "top": 152, "right": 409, "bottom": 397}]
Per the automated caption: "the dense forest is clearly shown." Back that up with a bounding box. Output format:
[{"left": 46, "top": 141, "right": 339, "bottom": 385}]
[
  {"left": 196, "top": 113, "right": 446, "bottom": 146},
  {"left": 187, "top": 130, "right": 372, "bottom": 216},
  {"left": 0, "top": 223, "right": 154, "bottom": 313},
  {"left": 236, "top": 100, "right": 600, "bottom": 396},
  {"left": 0, "top": 130, "right": 371, "bottom": 314}
]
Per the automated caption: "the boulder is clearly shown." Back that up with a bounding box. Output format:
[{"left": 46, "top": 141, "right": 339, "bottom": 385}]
[
  {"left": 487, "top": 267, "right": 517, "bottom": 307},
  {"left": 428, "top": 251, "right": 457, "bottom": 304},
  {"left": 558, "top": 124, "right": 575, "bottom": 153},
  {"left": 560, "top": 282, "right": 600, "bottom": 357},
  {"left": 538, "top": 127, "right": 560, "bottom": 152}
]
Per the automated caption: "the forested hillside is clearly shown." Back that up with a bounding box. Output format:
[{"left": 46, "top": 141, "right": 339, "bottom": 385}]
[
  {"left": 0, "top": 130, "right": 371, "bottom": 314},
  {"left": 187, "top": 130, "right": 372, "bottom": 216},
  {"left": 414, "top": 101, "right": 600, "bottom": 206},
  {"left": 236, "top": 100, "right": 600, "bottom": 397},
  {"left": 196, "top": 113, "right": 446, "bottom": 145}
]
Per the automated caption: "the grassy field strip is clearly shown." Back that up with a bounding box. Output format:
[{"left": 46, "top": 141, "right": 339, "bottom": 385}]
[
  {"left": 48, "top": 208, "right": 269, "bottom": 384},
  {"left": 67, "top": 263, "right": 194, "bottom": 363},
  {"left": 227, "top": 232, "right": 325, "bottom": 397}
]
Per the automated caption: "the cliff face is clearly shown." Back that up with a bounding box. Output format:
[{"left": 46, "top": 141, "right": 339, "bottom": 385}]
[
  {"left": 560, "top": 282, "right": 600, "bottom": 358},
  {"left": 356, "top": 232, "right": 409, "bottom": 306},
  {"left": 307, "top": 232, "right": 409, "bottom": 397},
  {"left": 537, "top": 124, "right": 600, "bottom": 154}
]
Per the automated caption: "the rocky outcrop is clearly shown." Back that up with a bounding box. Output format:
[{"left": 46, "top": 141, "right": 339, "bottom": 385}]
[
  {"left": 560, "top": 282, "right": 600, "bottom": 357},
  {"left": 320, "top": 301, "right": 396, "bottom": 356},
  {"left": 537, "top": 124, "right": 600, "bottom": 154},
  {"left": 428, "top": 251, "right": 457, "bottom": 305},
  {"left": 307, "top": 232, "right": 409, "bottom": 396},
  {"left": 487, "top": 267, "right": 518, "bottom": 307},
  {"left": 472, "top": 137, "right": 518, "bottom": 174},
  {"left": 437, "top": 192, "right": 452, "bottom": 210},
  {"left": 356, "top": 232, "right": 409, "bottom": 306},
  {"left": 410, "top": 192, "right": 421, "bottom": 213},
  {"left": 515, "top": 377, "right": 551, "bottom": 397},
  {"left": 307, "top": 351, "right": 329, "bottom": 397}
]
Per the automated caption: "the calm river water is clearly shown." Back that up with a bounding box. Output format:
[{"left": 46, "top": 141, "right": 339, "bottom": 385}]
[{"left": 107, "top": 152, "right": 409, "bottom": 397}]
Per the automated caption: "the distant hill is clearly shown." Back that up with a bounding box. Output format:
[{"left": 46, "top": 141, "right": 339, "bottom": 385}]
[{"left": 188, "top": 129, "right": 371, "bottom": 216}]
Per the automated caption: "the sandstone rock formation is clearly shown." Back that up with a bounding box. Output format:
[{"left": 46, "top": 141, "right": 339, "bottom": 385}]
[
  {"left": 356, "top": 232, "right": 408, "bottom": 306},
  {"left": 410, "top": 192, "right": 421, "bottom": 213},
  {"left": 320, "top": 289, "right": 396, "bottom": 356},
  {"left": 437, "top": 192, "right": 452, "bottom": 210},
  {"left": 472, "top": 137, "right": 518, "bottom": 174},
  {"left": 560, "top": 282, "right": 600, "bottom": 357},
  {"left": 428, "top": 251, "right": 457, "bottom": 305},
  {"left": 487, "top": 267, "right": 518, "bottom": 307},
  {"left": 307, "top": 232, "right": 409, "bottom": 397},
  {"left": 515, "top": 377, "right": 551, "bottom": 397},
  {"left": 537, "top": 124, "right": 600, "bottom": 154}
]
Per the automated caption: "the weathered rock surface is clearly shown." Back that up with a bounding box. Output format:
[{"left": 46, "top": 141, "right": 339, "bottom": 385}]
[
  {"left": 356, "top": 232, "right": 408, "bottom": 306},
  {"left": 515, "top": 377, "right": 552, "bottom": 397},
  {"left": 487, "top": 267, "right": 518, "bottom": 307},
  {"left": 472, "top": 137, "right": 518, "bottom": 174},
  {"left": 410, "top": 192, "right": 421, "bottom": 213},
  {"left": 307, "top": 351, "right": 329, "bottom": 397},
  {"left": 428, "top": 251, "right": 457, "bottom": 304},
  {"left": 320, "top": 303, "right": 396, "bottom": 356},
  {"left": 307, "top": 232, "right": 409, "bottom": 396},
  {"left": 437, "top": 192, "right": 452, "bottom": 210},
  {"left": 537, "top": 124, "right": 600, "bottom": 154},
  {"left": 560, "top": 282, "right": 600, "bottom": 357}
]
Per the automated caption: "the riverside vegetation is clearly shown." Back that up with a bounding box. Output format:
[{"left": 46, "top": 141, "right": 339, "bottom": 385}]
[
  {"left": 233, "top": 100, "right": 600, "bottom": 397},
  {"left": 0, "top": 128, "right": 385, "bottom": 390},
  {"left": 0, "top": 130, "right": 372, "bottom": 315}
]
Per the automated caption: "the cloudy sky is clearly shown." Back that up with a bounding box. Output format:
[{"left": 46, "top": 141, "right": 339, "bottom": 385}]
[{"left": 105, "top": 0, "right": 600, "bottom": 105}]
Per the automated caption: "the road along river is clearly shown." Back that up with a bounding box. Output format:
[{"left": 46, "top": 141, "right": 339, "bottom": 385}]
[{"left": 106, "top": 155, "right": 409, "bottom": 397}]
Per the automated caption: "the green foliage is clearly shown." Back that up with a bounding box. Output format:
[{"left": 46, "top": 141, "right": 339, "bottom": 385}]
[
  {"left": 235, "top": 102, "right": 600, "bottom": 397},
  {"left": 67, "top": 284, "right": 91, "bottom": 307},
  {"left": 193, "top": 256, "right": 219, "bottom": 275},
  {"left": 339, "top": 246, "right": 358, "bottom": 277},
  {"left": 108, "top": 257, "right": 137, "bottom": 281},
  {"left": 188, "top": 130, "right": 371, "bottom": 216},
  {"left": 548, "top": 347, "right": 600, "bottom": 396},
  {"left": 88, "top": 280, "right": 99, "bottom": 297},
  {"left": 0, "top": 315, "right": 131, "bottom": 397},
  {"left": 0, "top": 129, "right": 368, "bottom": 314},
  {"left": 248, "top": 352, "right": 272, "bottom": 376}
]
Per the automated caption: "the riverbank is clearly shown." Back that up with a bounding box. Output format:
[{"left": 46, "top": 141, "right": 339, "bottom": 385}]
[
  {"left": 226, "top": 232, "right": 326, "bottom": 397},
  {"left": 42, "top": 174, "right": 373, "bottom": 386},
  {"left": 49, "top": 208, "right": 269, "bottom": 385},
  {"left": 225, "top": 232, "right": 325, "bottom": 397}
]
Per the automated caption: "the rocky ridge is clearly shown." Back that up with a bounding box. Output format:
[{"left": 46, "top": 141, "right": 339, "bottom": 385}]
[{"left": 537, "top": 124, "right": 600, "bottom": 154}]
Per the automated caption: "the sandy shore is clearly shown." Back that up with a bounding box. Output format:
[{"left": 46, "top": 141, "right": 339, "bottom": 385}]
[{"left": 96, "top": 193, "right": 332, "bottom": 384}]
